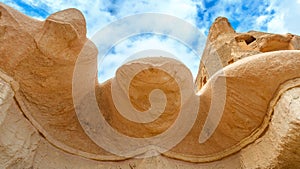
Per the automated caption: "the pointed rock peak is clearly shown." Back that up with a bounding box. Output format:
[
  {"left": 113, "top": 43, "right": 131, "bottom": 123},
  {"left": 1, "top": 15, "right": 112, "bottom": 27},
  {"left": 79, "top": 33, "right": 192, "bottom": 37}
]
[
  {"left": 47, "top": 8, "right": 87, "bottom": 39},
  {"left": 208, "top": 17, "right": 235, "bottom": 42}
]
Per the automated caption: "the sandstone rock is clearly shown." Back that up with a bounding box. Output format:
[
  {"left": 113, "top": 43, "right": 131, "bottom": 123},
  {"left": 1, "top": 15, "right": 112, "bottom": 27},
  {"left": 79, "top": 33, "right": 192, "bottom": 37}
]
[
  {"left": 0, "top": 70, "right": 40, "bottom": 169},
  {"left": 0, "top": 70, "right": 15, "bottom": 125},
  {"left": 241, "top": 86, "right": 300, "bottom": 168},
  {"left": 0, "top": 2, "right": 117, "bottom": 160},
  {"left": 207, "top": 17, "right": 236, "bottom": 42},
  {"left": 0, "top": 2, "right": 300, "bottom": 169},
  {"left": 165, "top": 50, "right": 300, "bottom": 163},
  {"left": 196, "top": 17, "right": 300, "bottom": 89}
]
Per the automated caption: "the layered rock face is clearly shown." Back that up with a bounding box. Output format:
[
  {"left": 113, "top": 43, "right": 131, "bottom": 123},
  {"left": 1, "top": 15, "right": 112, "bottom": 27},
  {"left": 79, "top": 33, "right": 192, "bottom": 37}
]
[{"left": 0, "top": 3, "right": 300, "bottom": 169}]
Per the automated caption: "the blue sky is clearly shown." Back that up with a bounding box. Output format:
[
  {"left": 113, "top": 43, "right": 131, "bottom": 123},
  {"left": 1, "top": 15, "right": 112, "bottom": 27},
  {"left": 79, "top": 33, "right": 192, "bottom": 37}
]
[{"left": 1, "top": 0, "right": 299, "bottom": 82}]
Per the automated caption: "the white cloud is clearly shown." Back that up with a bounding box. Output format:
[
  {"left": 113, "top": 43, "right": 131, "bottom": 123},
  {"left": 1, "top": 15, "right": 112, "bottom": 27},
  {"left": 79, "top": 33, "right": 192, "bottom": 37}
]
[
  {"left": 10, "top": 0, "right": 204, "bottom": 37},
  {"left": 267, "top": 0, "right": 300, "bottom": 35},
  {"left": 267, "top": 13, "right": 287, "bottom": 34},
  {"left": 98, "top": 35, "right": 200, "bottom": 83},
  {"left": 255, "top": 15, "right": 268, "bottom": 30}
]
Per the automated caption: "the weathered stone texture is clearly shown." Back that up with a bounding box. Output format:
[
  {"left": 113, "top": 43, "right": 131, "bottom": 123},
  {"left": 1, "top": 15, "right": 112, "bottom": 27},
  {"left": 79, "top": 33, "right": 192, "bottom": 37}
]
[
  {"left": 0, "top": 2, "right": 299, "bottom": 169},
  {"left": 196, "top": 17, "right": 300, "bottom": 89}
]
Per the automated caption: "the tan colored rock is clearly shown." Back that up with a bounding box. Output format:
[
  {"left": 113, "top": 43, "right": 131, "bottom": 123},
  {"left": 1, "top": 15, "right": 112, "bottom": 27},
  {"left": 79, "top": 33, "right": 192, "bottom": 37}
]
[
  {"left": 241, "top": 86, "right": 300, "bottom": 168},
  {"left": 0, "top": 2, "right": 117, "bottom": 159},
  {"left": 207, "top": 17, "right": 236, "bottom": 42},
  {"left": 166, "top": 50, "right": 300, "bottom": 163},
  {"left": 0, "top": 70, "right": 14, "bottom": 125},
  {"left": 0, "top": 2, "right": 300, "bottom": 169},
  {"left": 0, "top": 70, "right": 40, "bottom": 169},
  {"left": 196, "top": 17, "right": 300, "bottom": 89}
]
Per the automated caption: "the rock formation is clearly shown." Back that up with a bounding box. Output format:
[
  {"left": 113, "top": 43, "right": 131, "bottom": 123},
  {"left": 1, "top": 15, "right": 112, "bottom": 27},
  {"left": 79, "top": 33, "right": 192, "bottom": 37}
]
[
  {"left": 0, "top": 3, "right": 299, "bottom": 169},
  {"left": 196, "top": 17, "right": 300, "bottom": 89}
]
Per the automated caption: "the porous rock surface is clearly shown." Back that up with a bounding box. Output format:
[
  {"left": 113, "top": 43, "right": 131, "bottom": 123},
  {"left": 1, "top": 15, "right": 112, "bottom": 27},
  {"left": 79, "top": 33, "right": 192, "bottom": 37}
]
[{"left": 0, "top": 3, "right": 299, "bottom": 169}]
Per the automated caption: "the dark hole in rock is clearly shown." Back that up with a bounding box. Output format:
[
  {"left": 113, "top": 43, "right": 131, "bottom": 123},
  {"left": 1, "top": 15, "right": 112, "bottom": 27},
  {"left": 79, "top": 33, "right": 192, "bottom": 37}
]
[
  {"left": 245, "top": 36, "right": 256, "bottom": 45},
  {"left": 203, "top": 76, "right": 207, "bottom": 85},
  {"left": 235, "top": 34, "right": 257, "bottom": 45},
  {"left": 228, "top": 58, "right": 234, "bottom": 64}
]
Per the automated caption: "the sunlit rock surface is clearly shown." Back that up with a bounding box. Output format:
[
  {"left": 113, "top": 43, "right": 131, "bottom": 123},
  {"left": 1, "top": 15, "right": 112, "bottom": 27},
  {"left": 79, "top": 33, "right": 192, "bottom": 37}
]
[
  {"left": 0, "top": 3, "right": 299, "bottom": 169},
  {"left": 196, "top": 17, "right": 300, "bottom": 89}
]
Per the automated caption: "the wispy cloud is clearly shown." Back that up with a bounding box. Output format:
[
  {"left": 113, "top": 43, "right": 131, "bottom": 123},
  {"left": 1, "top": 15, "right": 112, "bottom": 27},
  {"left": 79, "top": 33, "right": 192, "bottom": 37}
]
[
  {"left": 195, "top": 0, "right": 275, "bottom": 33},
  {"left": 267, "top": 0, "right": 300, "bottom": 35},
  {"left": 2, "top": 0, "right": 50, "bottom": 18}
]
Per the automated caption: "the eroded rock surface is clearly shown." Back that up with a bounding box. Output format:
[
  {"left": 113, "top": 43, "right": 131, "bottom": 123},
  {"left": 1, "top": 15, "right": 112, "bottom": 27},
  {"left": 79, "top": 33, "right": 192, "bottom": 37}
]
[
  {"left": 196, "top": 17, "right": 300, "bottom": 89},
  {"left": 0, "top": 3, "right": 300, "bottom": 169}
]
